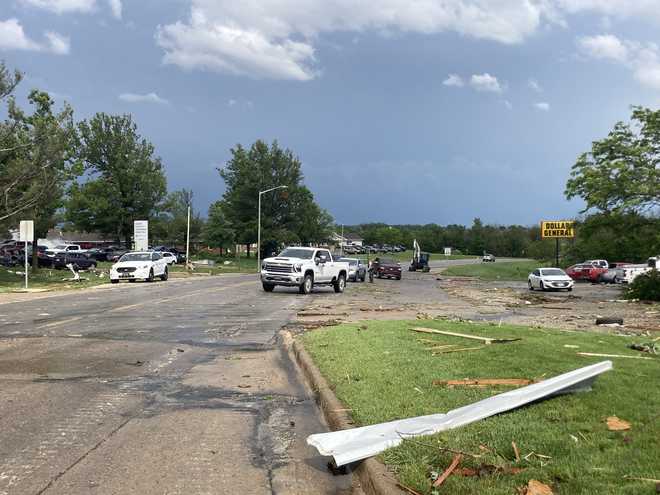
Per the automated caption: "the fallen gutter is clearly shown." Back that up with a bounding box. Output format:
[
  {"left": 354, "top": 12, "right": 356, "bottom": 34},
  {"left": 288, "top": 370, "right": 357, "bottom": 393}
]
[{"left": 307, "top": 361, "right": 612, "bottom": 467}]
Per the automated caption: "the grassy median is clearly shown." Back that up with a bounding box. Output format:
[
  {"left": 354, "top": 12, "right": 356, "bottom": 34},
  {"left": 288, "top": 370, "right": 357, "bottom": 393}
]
[
  {"left": 443, "top": 260, "right": 547, "bottom": 281},
  {"left": 302, "top": 320, "right": 659, "bottom": 494}
]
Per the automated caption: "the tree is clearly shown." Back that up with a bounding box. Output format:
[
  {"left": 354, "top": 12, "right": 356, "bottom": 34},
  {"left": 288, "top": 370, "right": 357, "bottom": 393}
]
[
  {"left": 151, "top": 189, "right": 203, "bottom": 246},
  {"left": 1, "top": 88, "right": 79, "bottom": 268},
  {"left": 203, "top": 201, "right": 235, "bottom": 252},
  {"left": 219, "top": 140, "right": 332, "bottom": 256},
  {"left": 565, "top": 106, "right": 660, "bottom": 214},
  {"left": 66, "top": 113, "right": 167, "bottom": 246}
]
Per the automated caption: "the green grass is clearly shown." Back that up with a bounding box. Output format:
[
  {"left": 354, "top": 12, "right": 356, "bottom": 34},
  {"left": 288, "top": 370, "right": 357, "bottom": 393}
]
[
  {"left": 443, "top": 260, "right": 547, "bottom": 281},
  {"left": 353, "top": 250, "right": 476, "bottom": 263},
  {"left": 302, "top": 320, "right": 660, "bottom": 495},
  {"left": 0, "top": 266, "right": 110, "bottom": 293}
]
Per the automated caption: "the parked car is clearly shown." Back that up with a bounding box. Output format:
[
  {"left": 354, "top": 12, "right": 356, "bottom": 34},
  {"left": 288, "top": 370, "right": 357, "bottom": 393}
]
[
  {"left": 528, "top": 267, "right": 574, "bottom": 291},
  {"left": 260, "top": 246, "right": 349, "bottom": 293},
  {"left": 482, "top": 254, "right": 496, "bottom": 262},
  {"left": 107, "top": 249, "right": 129, "bottom": 262},
  {"left": 339, "top": 257, "right": 367, "bottom": 282},
  {"left": 375, "top": 258, "right": 402, "bottom": 280},
  {"left": 110, "top": 251, "right": 169, "bottom": 283},
  {"left": 586, "top": 259, "right": 609, "bottom": 269},
  {"left": 161, "top": 252, "right": 177, "bottom": 265},
  {"left": 49, "top": 244, "right": 85, "bottom": 255},
  {"left": 53, "top": 252, "right": 98, "bottom": 270},
  {"left": 566, "top": 263, "right": 608, "bottom": 282}
]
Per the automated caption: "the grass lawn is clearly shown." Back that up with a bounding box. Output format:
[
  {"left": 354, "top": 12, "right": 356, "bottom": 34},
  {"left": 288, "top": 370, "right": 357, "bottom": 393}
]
[
  {"left": 0, "top": 266, "right": 109, "bottom": 293},
  {"left": 302, "top": 320, "right": 660, "bottom": 495},
  {"left": 443, "top": 260, "right": 548, "bottom": 281},
  {"left": 353, "top": 250, "right": 476, "bottom": 263}
]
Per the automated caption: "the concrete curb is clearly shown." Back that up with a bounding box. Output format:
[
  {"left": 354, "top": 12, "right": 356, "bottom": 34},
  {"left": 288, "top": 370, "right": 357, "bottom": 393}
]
[{"left": 291, "top": 338, "right": 405, "bottom": 495}]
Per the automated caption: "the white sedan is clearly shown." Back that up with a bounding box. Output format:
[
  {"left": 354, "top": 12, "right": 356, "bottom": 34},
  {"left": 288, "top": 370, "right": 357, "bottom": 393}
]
[
  {"left": 528, "top": 267, "right": 574, "bottom": 292},
  {"left": 161, "top": 252, "right": 177, "bottom": 265},
  {"left": 110, "top": 251, "right": 169, "bottom": 283}
]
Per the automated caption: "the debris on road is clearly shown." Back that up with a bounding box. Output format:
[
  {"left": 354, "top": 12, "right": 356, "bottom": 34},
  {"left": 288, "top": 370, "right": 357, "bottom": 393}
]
[
  {"left": 578, "top": 352, "right": 654, "bottom": 360},
  {"left": 606, "top": 416, "right": 631, "bottom": 431},
  {"left": 628, "top": 342, "right": 659, "bottom": 354},
  {"left": 596, "top": 317, "right": 624, "bottom": 326},
  {"left": 433, "top": 453, "right": 463, "bottom": 487},
  {"left": 433, "top": 378, "right": 535, "bottom": 388},
  {"left": 411, "top": 327, "right": 520, "bottom": 344},
  {"left": 306, "top": 361, "right": 612, "bottom": 467}
]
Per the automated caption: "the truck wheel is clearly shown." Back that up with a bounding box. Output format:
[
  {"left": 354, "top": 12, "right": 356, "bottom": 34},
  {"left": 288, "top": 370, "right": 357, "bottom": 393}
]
[
  {"left": 262, "top": 283, "right": 275, "bottom": 292},
  {"left": 160, "top": 267, "right": 168, "bottom": 281},
  {"left": 299, "top": 274, "right": 313, "bottom": 294},
  {"left": 334, "top": 274, "right": 346, "bottom": 293}
]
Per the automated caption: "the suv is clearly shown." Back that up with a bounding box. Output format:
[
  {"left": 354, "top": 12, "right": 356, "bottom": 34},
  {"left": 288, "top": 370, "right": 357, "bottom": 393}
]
[
  {"left": 482, "top": 254, "right": 496, "bottom": 262},
  {"left": 261, "top": 247, "right": 350, "bottom": 294}
]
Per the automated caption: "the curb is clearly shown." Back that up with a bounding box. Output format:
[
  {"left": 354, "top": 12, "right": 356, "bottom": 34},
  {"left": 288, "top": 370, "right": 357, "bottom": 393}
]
[{"left": 291, "top": 337, "right": 404, "bottom": 495}]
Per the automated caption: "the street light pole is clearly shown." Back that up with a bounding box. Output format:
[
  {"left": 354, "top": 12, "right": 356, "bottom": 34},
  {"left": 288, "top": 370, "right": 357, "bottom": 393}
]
[
  {"left": 185, "top": 205, "right": 191, "bottom": 270},
  {"left": 257, "top": 185, "right": 288, "bottom": 274}
]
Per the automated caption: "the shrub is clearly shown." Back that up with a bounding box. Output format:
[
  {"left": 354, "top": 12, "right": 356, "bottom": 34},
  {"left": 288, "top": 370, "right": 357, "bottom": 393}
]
[{"left": 626, "top": 270, "right": 660, "bottom": 301}]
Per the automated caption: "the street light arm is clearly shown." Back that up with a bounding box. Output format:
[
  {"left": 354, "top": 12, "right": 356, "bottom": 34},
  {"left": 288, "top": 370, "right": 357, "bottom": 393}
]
[{"left": 259, "top": 185, "right": 288, "bottom": 196}]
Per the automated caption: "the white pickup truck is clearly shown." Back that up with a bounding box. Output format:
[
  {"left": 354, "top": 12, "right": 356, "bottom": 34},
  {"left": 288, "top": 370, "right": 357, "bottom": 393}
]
[
  {"left": 617, "top": 256, "right": 658, "bottom": 284},
  {"left": 261, "top": 247, "right": 350, "bottom": 294}
]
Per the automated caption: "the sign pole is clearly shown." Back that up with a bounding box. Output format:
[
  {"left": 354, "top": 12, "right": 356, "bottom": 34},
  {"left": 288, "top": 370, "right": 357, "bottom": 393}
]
[
  {"left": 555, "top": 238, "right": 559, "bottom": 267},
  {"left": 25, "top": 240, "right": 28, "bottom": 290}
]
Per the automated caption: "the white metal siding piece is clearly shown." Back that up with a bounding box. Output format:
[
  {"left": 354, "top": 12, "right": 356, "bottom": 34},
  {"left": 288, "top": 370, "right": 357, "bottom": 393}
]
[{"left": 307, "top": 361, "right": 613, "bottom": 467}]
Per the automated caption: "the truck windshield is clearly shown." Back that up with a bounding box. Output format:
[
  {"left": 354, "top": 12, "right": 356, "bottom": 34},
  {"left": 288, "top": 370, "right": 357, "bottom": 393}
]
[{"left": 278, "top": 248, "right": 314, "bottom": 259}]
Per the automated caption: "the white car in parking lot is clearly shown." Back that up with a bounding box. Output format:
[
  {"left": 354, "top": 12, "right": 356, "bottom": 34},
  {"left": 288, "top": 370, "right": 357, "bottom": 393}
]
[
  {"left": 528, "top": 267, "right": 574, "bottom": 291},
  {"left": 161, "top": 252, "right": 177, "bottom": 265},
  {"left": 110, "top": 251, "right": 169, "bottom": 283}
]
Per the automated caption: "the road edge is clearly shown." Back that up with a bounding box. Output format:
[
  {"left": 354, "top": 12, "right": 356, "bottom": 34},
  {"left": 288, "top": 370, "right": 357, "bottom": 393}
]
[{"left": 288, "top": 333, "right": 404, "bottom": 495}]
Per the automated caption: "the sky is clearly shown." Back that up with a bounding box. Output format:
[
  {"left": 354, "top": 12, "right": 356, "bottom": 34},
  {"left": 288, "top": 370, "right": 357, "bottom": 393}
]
[{"left": 1, "top": 0, "right": 659, "bottom": 227}]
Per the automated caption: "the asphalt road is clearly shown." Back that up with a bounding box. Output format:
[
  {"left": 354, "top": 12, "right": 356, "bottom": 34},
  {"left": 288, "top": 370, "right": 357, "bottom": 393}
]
[{"left": 0, "top": 275, "right": 352, "bottom": 495}]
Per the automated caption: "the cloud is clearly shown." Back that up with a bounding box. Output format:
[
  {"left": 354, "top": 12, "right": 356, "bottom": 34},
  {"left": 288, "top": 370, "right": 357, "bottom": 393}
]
[
  {"left": 443, "top": 74, "right": 464, "bottom": 87},
  {"left": 157, "top": 0, "right": 552, "bottom": 80},
  {"left": 577, "top": 33, "right": 660, "bottom": 91},
  {"left": 554, "top": 0, "right": 660, "bottom": 24},
  {"left": 469, "top": 73, "right": 503, "bottom": 93},
  {"left": 577, "top": 34, "right": 628, "bottom": 61},
  {"left": 0, "top": 18, "right": 69, "bottom": 54},
  {"left": 19, "top": 0, "right": 95, "bottom": 14},
  {"left": 534, "top": 102, "right": 550, "bottom": 111},
  {"left": 108, "top": 0, "right": 121, "bottom": 19},
  {"left": 119, "top": 92, "right": 169, "bottom": 104},
  {"left": 528, "top": 78, "right": 542, "bottom": 92}
]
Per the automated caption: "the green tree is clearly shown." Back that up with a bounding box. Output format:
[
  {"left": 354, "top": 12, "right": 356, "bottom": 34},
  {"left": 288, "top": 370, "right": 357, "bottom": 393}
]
[
  {"left": 66, "top": 113, "right": 167, "bottom": 246},
  {"left": 1, "top": 88, "right": 79, "bottom": 268},
  {"left": 203, "top": 201, "right": 235, "bottom": 252},
  {"left": 151, "top": 189, "right": 203, "bottom": 246},
  {"left": 219, "top": 140, "right": 332, "bottom": 257},
  {"left": 565, "top": 106, "right": 660, "bottom": 214}
]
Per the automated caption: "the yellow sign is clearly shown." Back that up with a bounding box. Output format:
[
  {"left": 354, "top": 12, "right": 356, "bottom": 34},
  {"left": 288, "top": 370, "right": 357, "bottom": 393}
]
[{"left": 541, "top": 220, "right": 575, "bottom": 239}]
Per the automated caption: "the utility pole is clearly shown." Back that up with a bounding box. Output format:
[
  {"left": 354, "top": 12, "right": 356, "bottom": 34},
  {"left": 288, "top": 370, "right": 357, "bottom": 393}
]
[
  {"left": 186, "top": 205, "right": 191, "bottom": 270},
  {"left": 340, "top": 224, "right": 344, "bottom": 256},
  {"left": 257, "top": 185, "right": 287, "bottom": 274}
]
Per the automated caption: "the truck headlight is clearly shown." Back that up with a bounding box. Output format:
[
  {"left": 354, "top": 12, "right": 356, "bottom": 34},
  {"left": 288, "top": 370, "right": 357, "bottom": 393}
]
[
  {"left": 294, "top": 263, "right": 303, "bottom": 272},
  {"left": 261, "top": 262, "right": 266, "bottom": 270}
]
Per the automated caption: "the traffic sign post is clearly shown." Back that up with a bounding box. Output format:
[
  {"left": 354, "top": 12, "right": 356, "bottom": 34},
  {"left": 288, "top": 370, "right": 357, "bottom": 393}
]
[
  {"left": 541, "top": 220, "right": 575, "bottom": 268},
  {"left": 19, "top": 220, "right": 34, "bottom": 290}
]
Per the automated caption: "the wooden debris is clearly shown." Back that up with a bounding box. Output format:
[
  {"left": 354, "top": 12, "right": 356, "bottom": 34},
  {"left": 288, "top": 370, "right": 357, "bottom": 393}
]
[
  {"left": 623, "top": 476, "right": 660, "bottom": 483},
  {"left": 432, "top": 346, "right": 485, "bottom": 355},
  {"left": 578, "top": 352, "right": 654, "bottom": 360},
  {"left": 606, "top": 416, "right": 631, "bottom": 431},
  {"left": 412, "top": 327, "right": 520, "bottom": 344},
  {"left": 397, "top": 483, "right": 424, "bottom": 495},
  {"left": 427, "top": 345, "right": 458, "bottom": 351},
  {"left": 433, "top": 454, "right": 463, "bottom": 487},
  {"left": 512, "top": 441, "right": 521, "bottom": 462},
  {"left": 524, "top": 480, "right": 554, "bottom": 495},
  {"left": 433, "top": 378, "right": 534, "bottom": 388}
]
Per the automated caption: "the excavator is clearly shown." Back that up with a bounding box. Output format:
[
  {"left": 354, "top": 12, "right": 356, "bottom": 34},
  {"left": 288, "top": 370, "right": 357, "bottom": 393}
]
[{"left": 408, "top": 239, "right": 430, "bottom": 272}]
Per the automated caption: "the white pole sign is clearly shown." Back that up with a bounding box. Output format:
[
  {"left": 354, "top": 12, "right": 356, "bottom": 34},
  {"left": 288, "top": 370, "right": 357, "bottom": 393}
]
[
  {"left": 19, "top": 220, "right": 34, "bottom": 290},
  {"left": 134, "top": 220, "right": 149, "bottom": 251},
  {"left": 444, "top": 247, "right": 452, "bottom": 256}
]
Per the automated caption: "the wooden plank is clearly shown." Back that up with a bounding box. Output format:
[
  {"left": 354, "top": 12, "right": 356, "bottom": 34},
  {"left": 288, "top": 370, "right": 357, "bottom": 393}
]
[
  {"left": 432, "top": 346, "right": 485, "bottom": 355},
  {"left": 412, "top": 327, "right": 520, "bottom": 344},
  {"left": 577, "top": 352, "right": 655, "bottom": 361},
  {"left": 433, "top": 378, "right": 534, "bottom": 387}
]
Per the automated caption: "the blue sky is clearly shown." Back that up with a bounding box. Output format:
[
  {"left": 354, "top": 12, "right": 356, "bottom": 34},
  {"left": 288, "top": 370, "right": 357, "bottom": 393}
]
[{"left": 2, "top": 0, "right": 659, "bottom": 226}]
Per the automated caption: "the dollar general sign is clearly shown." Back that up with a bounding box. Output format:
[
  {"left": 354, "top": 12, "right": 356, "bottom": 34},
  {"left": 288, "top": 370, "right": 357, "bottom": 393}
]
[{"left": 541, "top": 221, "right": 575, "bottom": 239}]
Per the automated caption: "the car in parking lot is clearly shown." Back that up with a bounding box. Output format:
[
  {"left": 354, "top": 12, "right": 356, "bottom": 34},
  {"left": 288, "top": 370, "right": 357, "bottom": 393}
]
[
  {"left": 110, "top": 251, "right": 169, "bottom": 283},
  {"left": 161, "top": 252, "right": 178, "bottom": 265},
  {"left": 339, "top": 257, "right": 367, "bottom": 282},
  {"left": 375, "top": 258, "right": 402, "bottom": 280},
  {"left": 53, "top": 252, "right": 98, "bottom": 271},
  {"left": 482, "top": 254, "right": 496, "bottom": 262},
  {"left": 566, "top": 263, "right": 608, "bottom": 282},
  {"left": 528, "top": 267, "right": 574, "bottom": 291}
]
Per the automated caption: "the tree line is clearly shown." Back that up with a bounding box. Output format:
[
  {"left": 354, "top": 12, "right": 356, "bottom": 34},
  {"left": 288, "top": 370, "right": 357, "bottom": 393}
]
[{"left": 0, "top": 62, "right": 332, "bottom": 268}]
